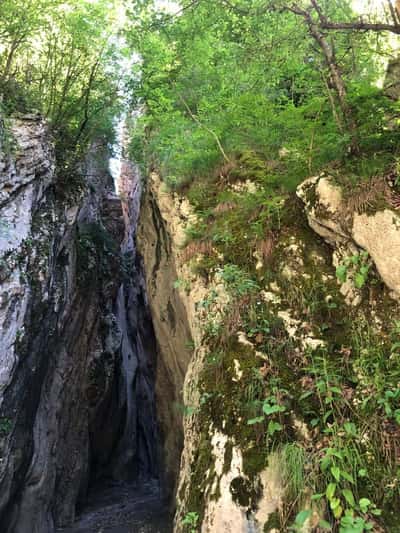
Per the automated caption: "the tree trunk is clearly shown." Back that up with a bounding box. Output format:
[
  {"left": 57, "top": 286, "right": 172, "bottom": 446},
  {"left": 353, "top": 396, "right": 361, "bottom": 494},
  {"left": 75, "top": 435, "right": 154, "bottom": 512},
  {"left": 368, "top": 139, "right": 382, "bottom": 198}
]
[
  {"left": 288, "top": 3, "right": 360, "bottom": 154},
  {"left": 1, "top": 37, "right": 23, "bottom": 82}
]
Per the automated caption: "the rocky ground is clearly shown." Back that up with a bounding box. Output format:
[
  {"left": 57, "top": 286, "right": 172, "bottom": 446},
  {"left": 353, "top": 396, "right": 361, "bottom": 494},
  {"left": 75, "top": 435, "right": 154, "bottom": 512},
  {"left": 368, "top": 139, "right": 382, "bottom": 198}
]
[{"left": 58, "top": 480, "right": 172, "bottom": 533}]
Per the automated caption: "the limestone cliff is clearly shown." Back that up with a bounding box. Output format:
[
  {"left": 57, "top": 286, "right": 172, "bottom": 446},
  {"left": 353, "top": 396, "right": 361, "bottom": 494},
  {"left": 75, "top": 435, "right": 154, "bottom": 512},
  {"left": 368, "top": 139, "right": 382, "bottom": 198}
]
[
  {"left": 138, "top": 173, "right": 281, "bottom": 532},
  {"left": 137, "top": 173, "right": 194, "bottom": 498},
  {"left": 138, "top": 171, "right": 400, "bottom": 532},
  {"left": 298, "top": 174, "right": 400, "bottom": 302}
]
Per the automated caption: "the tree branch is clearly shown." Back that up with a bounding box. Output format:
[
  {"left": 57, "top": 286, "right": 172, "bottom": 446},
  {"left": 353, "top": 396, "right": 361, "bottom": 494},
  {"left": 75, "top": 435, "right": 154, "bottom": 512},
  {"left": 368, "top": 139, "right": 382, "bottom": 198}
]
[
  {"left": 179, "top": 96, "right": 231, "bottom": 163},
  {"left": 319, "top": 21, "right": 400, "bottom": 34},
  {"left": 386, "top": 0, "right": 400, "bottom": 26}
]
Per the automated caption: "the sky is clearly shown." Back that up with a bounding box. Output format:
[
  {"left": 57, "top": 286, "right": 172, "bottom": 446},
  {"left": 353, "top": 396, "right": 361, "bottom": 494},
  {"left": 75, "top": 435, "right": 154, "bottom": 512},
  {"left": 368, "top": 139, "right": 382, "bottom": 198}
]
[
  {"left": 352, "top": 0, "right": 391, "bottom": 14},
  {"left": 154, "top": 0, "right": 180, "bottom": 12}
]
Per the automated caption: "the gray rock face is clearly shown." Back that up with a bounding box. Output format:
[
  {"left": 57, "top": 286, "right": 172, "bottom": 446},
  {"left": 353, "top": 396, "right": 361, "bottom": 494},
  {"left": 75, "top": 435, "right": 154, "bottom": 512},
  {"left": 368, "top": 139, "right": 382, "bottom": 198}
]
[
  {"left": 0, "top": 117, "right": 130, "bottom": 532},
  {"left": 101, "top": 159, "right": 160, "bottom": 484}
]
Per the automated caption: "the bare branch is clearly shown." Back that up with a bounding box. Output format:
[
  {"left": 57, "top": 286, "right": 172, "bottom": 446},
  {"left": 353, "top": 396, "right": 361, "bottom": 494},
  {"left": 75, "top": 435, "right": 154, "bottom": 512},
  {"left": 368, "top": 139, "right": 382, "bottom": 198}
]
[
  {"left": 386, "top": 0, "right": 399, "bottom": 25},
  {"left": 319, "top": 20, "right": 400, "bottom": 34},
  {"left": 179, "top": 96, "right": 231, "bottom": 163}
]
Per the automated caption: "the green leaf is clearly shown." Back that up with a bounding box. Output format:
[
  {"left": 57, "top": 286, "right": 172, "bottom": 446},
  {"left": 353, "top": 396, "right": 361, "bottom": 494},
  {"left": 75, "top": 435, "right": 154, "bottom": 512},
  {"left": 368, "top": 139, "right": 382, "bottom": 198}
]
[
  {"left": 311, "top": 493, "right": 324, "bottom": 501},
  {"left": 336, "top": 265, "right": 348, "bottom": 283},
  {"left": 344, "top": 422, "right": 357, "bottom": 436},
  {"left": 331, "top": 450, "right": 344, "bottom": 459},
  {"left": 247, "top": 416, "right": 264, "bottom": 425},
  {"left": 262, "top": 402, "right": 285, "bottom": 415},
  {"left": 326, "top": 482, "right": 336, "bottom": 500},
  {"left": 359, "top": 498, "right": 371, "bottom": 513},
  {"left": 342, "top": 489, "right": 356, "bottom": 507},
  {"left": 319, "top": 519, "right": 332, "bottom": 530},
  {"left": 329, "top": 497, "right": 341, "bottom": 510},
  {"left": 340, "top": 515, "right": 365, "bottom": 533},
  {"left": 331, "top": 466, "right": 341, "bottom": 482},
  {"left": 354, "top": 272, "right": 367, "bottom": 289},
  {"left": 320, "top": 455, "right": 331, "bottom": 471},
  {"left": 341, "top": 471, "right": 355, "bottom": 484},
  {"left": 333, "top": 503, "right": 343, "bottom": 519},
  {"left": 267, "top": 420, "right": 283, "bottom": 435},
  {"left": 182, "top": 512, "right": 199, "bottom": 526},
  {"left": 295, "top": 509, "right": 312, "bottom": 526}
]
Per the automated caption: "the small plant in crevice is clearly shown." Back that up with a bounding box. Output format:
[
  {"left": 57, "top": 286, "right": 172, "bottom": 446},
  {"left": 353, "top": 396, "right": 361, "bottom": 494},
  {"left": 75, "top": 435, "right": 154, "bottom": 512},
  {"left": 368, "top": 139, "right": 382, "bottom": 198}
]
[
  {"left": 182, "top": 511, "right": 199, "bottom": 533},
  {"left": 247, "top": 382, "right": 288, "bottom": 439},
  {"left": 0, "top": 417, "right": 12, "bottom": 436},
  {"left": 281, "top": 443, "right": 307, "bottom": 502},
  {"left": 377, "top": 389, "right": 400, "bottom": 425},
  {"left": 335, "top": 251, "right": 371, "bottom": 290},
  {"left": 217, "top": 264, "right": 260, "bottom": 297},
  {"left": 174, "top": 402, "right": 198, "bottom": 417},
  {"left": 173, "top": 277, "right": 191, "bottom": 293},
  {"left": 196, "top": 289, "right": 218, "bottom": 312}
]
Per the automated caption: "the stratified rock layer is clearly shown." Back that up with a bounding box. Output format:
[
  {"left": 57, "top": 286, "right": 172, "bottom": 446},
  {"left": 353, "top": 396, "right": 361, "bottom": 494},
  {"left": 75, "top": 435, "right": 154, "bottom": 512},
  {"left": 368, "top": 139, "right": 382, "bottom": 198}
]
[{"left": 0, "top": 116, "right": 124, "bottom": 532}]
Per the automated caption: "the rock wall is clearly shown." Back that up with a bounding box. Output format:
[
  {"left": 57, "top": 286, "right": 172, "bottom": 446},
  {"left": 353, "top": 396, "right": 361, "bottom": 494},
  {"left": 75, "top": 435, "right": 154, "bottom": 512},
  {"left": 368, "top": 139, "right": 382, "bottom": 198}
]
[
  {"left": 138, "top": 173, "right": 277, "bottom": 532},
  {"left": 297, "top": 174, "right": 400, "bottom": 301},
  {"left": 137, "top": 173, "right": 194, "bottom": 498},
  {"left": 0, "top": 115, "right": 127, "bottom": 532},
  {"left": 138, "top": 171, "right": 400, "bottom": 532},
  {"left": 108, "top": 158, "right": 160, "bottom": 483}
]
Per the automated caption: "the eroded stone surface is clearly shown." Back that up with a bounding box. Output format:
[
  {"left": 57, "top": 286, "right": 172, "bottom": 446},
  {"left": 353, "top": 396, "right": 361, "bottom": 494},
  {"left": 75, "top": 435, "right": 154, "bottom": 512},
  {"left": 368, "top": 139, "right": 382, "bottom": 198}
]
[
  {"left": 138, "top": 174, "right": 284, "bottom": 533},
  {"left": 297, "top": 174, "right": 400, "bottom": 300},
  {"left": 353, "top": 209, "right": 400, "bottom": 297},
  {"left": 201, "top": 432, "right": 248, "bottom": 533}
]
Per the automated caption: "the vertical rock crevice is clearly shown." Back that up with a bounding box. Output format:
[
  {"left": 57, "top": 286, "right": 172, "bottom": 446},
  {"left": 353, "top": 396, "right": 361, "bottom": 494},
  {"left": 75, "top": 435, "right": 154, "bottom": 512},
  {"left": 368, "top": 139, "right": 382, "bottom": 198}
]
[
  {"left": 100, "top": 157, "right": 160, "bottom": 484},
  {"left": 0, "top": 117, "right": 172, "bottom": 532},
  {"left": 137, "top": 176, "right": 194, "bottom": 502}
]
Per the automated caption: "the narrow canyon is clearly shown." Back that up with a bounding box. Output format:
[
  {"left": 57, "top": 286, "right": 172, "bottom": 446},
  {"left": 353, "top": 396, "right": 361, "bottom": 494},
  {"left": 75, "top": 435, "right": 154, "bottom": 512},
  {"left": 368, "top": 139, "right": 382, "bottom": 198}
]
[
  {"left": 1, "top": 2, "right": 400, "bottom": 531},
  {"left": 0, "top": 116, "right": 189, "bottom": 532}
]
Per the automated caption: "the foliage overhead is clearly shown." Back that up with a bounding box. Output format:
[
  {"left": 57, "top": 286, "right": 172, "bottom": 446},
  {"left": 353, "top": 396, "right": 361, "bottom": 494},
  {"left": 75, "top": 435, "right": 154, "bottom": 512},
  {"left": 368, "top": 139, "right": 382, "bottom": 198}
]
[
  {"left": 0, "top": 0, "right": 128, "bottom": 158},
  {"left": 126, "top": 0, "right": 400, "bottom": 189}
]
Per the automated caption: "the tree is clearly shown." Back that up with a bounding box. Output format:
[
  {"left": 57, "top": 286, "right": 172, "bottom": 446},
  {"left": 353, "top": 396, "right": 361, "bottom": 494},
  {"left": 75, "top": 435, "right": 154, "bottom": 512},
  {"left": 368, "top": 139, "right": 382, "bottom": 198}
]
[
  {"left": 127, "top": 0, "right": 397, "bottom": 186},
  {"left": 308, "top": 0, "right": 400, "bottom": 34},
  {"left": 0, "top": 0, "right": 128, "bottom": 158},
  {"left": 0, "top": 0, "right": 62, "bottom": 83},
  {"left": 277, "top": 1, "right": 360, "bottom": 153}
]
